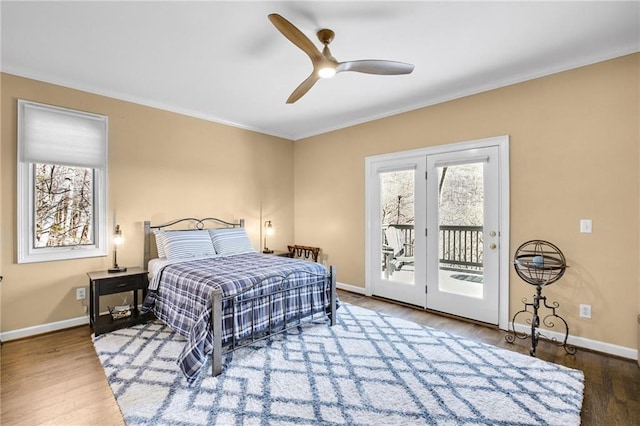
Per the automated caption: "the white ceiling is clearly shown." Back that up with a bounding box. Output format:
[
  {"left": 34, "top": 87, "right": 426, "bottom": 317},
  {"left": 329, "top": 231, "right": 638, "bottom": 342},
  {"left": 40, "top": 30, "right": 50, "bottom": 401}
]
[{"left": 2, "top": 1, "right": 639, "bottom": 141}]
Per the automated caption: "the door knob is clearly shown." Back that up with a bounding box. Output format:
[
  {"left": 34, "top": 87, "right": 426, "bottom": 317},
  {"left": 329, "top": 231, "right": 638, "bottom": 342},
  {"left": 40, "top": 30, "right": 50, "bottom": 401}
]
[{"left": 489, "top": 243, "right": 497, "bottom": 250}]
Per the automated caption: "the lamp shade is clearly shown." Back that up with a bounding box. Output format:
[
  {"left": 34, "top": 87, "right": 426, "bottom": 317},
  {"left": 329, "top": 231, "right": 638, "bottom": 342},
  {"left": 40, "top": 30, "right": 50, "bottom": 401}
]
[
  {"left": 108, "top": 224, "right": 127, "bottom": 273},
  {"left": 113, "top": 224, "right": 124, "bottom": 245},
  {"left": 263, "top": 221, "right": 274, "bottom": 254}
]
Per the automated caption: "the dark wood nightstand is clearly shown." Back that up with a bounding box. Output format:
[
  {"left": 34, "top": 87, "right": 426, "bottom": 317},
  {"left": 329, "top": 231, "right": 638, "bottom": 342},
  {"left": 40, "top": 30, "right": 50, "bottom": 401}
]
[{"left": 87, "top": 267, "right": 151, "bottom": 336}]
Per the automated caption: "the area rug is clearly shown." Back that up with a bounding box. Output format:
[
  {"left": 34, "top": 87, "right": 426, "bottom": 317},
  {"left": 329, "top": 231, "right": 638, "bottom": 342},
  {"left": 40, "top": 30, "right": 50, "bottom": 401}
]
[{"left": 93, "top": 303, "right": 584, "bottom": 425}]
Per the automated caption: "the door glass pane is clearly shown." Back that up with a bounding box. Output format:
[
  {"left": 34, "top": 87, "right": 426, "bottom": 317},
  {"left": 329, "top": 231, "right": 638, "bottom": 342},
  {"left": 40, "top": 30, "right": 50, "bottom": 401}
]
[
  {"left": 380, "top": 170, "right": 415, "bottom": 284},
  {"left": 437, "top": 163, "right": 484, "bottom": 298}
]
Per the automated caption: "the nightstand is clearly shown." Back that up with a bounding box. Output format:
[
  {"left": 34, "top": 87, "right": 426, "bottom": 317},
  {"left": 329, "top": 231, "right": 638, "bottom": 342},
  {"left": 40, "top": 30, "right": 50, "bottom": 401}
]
[
  {"left": 269, "top": 250, "right": 291, "bottom": 257},
  {"left": 87, "top": 267, "right": 151, "bottom": 336}
]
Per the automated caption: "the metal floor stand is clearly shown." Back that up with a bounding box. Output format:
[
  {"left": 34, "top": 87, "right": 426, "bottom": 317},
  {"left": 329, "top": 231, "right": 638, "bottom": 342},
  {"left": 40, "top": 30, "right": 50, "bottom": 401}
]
[{"left": 505, "top": 283, "right": 577, "bottom": 356}]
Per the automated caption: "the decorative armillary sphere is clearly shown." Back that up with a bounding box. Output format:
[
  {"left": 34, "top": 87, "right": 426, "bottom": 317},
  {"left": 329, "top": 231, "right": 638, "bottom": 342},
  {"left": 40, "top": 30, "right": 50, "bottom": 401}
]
[
  {"left": 507, "top": 239, "right": 576, "bottom": 356},
  {"left": 513, "top": 240, "right": 566, "bottom": 286}
]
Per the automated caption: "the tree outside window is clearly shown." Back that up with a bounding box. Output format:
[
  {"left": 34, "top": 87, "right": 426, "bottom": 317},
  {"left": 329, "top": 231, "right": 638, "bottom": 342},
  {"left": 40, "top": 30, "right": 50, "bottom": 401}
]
[
  {"left": 34, "top": 164, "right": 94, "bottom": 248},
  {"left": 380, "top": 169, "right": 414, "bottom": 226}
]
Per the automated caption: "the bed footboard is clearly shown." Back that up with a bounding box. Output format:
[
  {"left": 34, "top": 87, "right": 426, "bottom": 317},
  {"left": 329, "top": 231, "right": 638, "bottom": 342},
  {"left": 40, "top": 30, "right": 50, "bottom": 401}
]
[{"left": 211, "top": 265, "right": 336, "bottom": 376}]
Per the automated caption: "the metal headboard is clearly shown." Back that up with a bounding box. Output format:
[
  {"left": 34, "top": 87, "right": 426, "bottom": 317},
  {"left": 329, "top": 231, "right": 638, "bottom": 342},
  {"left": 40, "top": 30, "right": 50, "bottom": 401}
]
[{"left": 143, "top": 217, "right": 245, "bottom": 270}]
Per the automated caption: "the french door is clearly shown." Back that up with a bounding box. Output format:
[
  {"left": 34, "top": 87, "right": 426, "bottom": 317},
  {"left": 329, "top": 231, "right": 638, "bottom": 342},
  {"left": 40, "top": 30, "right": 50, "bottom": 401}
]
[
  {"left": 368, "top": 155, "right": 427, "bottom": 307},
  {"left": 426, "top": 146, "right": 501, "bottom": 324},
  {"left": 366, "top": 136, "right": 509, "bottom": 327}
]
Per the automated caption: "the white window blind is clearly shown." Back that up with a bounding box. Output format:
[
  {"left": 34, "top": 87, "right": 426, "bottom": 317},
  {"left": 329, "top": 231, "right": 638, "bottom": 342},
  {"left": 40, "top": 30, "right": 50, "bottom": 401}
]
[
  {"left": 19, "top": 101, "right": 107, "bottom": 168},
  {"left": 17, "top": 99, "right": 108, "bottom": 263}
]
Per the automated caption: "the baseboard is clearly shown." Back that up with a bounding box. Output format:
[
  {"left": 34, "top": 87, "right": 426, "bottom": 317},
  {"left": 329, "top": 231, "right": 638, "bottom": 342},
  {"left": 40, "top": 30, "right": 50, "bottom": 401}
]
[
  {"left": 512, "top": 322, "right": 638, "bottom": 361},
  {"left": 0, "top": 315, "right": 89, "bottom": 342},
  {"left": 336, "top": 281, "right": 369, "bottom": 295}
]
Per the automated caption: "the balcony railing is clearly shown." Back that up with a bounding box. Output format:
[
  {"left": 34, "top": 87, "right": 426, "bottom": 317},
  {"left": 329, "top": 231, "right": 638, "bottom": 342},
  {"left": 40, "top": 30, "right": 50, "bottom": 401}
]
[
  {"left": 383, "top": 224, "right": 483, "bottom": 274},
  {"left": 439, "top": 225, "right": 483, "bottom": 273}
]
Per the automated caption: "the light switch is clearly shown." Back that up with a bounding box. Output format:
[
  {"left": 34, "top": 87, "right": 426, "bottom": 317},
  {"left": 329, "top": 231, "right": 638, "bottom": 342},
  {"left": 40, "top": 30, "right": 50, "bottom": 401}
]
[{"left": 580, "top": 219, "right": 592, "bottom": 233}]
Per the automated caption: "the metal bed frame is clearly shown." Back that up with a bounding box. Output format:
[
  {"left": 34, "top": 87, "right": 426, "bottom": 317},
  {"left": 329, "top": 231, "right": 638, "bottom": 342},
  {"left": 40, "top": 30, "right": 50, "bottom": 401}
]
[{"left": 143, "top": 217, "right": 337, "bottom": 377}]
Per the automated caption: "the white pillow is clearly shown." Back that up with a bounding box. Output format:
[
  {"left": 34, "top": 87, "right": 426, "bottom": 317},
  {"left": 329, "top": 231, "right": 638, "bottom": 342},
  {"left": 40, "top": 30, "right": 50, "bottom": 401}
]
[
  {"left": 162, "top": 230, "right": 217, "bottom": 259},
  {"left": 153, "top": 230, "right": 167, "bottom": 258},
  {"left": 209, "top": 228, "right": 255, "bottom": 255}
]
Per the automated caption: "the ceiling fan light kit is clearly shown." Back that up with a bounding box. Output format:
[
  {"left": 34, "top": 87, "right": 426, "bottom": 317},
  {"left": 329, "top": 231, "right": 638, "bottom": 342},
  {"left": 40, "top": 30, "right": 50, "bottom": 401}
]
[
  {"left": 318, "top": 66, "right": 336, "bottom": 79},
  {"left": 268, "top": 13, "right": 415, "bottom": 103}
]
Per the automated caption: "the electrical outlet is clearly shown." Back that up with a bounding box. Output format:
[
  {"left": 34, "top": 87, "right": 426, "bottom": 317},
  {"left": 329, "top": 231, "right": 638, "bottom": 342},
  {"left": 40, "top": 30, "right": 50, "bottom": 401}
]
[
  {"left": 76, "top": 287, "right": 86, "bottom": 300},
  {"left": 579, "top": 304, "right": 591, "bottom": 319}
]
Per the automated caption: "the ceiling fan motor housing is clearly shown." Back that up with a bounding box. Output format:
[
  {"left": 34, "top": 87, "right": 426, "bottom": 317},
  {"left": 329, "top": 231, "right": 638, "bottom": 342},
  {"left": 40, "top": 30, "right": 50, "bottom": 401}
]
[{"left": 317, "top": 29, "right": 335, "bottom": 45}]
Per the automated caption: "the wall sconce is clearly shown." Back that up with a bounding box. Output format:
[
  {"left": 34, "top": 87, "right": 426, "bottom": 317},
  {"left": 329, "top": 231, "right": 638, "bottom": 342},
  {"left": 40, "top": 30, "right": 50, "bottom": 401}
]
[
  {"left": 108, "top": 224, "right": 127, "bottom": 273},
  {"left": 263, "top": 220, "right": 274, "bottom": 254}
]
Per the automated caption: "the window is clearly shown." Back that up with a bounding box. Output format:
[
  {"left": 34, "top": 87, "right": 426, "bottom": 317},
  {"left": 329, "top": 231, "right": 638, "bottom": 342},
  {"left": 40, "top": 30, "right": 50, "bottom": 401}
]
[{"left": 17, "top": 100, "right": 108, "bottom": 263}]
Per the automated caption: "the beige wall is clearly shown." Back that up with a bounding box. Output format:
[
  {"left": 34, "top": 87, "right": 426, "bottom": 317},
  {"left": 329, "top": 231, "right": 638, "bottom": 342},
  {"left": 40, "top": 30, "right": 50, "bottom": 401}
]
[
  {"left": 2, "top": 54, "right": 639, "bottom": 352},
  {"left": 294, "top": 54, "right": 640, "bottom": 349},
  {"left": 0, "top": 73, "right": 3, "bottom": 336},
  {"left": 1, "top": 73, "right": 294, "bottom": 332}
]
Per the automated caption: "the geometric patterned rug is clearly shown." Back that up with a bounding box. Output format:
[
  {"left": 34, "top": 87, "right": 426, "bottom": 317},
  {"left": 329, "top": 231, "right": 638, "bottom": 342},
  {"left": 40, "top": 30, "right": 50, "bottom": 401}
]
[{"left": 93, "top": 303, "right": 584, "bottom": 425}]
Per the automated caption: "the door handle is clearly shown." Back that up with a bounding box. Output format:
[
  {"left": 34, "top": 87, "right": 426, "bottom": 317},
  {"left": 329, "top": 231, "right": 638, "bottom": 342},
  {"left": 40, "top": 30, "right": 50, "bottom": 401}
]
[{"left": 489, "top": 243, "right": 497, "bottom": 250}]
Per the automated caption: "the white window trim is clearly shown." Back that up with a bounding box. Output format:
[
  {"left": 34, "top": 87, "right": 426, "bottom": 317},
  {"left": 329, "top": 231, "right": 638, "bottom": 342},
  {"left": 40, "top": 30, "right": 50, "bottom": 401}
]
[{"left": 17, "top": 100, "right": 108, "bottom": 263}]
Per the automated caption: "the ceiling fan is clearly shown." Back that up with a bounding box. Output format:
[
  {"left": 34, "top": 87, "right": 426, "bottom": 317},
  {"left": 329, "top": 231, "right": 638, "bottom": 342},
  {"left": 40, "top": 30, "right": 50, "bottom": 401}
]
[{"left": 268, "top": 13, "right": 415, "bottom": 104}]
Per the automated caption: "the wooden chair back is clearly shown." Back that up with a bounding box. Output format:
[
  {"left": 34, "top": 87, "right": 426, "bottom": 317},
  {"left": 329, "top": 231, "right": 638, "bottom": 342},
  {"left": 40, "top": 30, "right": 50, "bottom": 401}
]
[{"left": 287, "top": 245, "right": 320, "bottom": 263}]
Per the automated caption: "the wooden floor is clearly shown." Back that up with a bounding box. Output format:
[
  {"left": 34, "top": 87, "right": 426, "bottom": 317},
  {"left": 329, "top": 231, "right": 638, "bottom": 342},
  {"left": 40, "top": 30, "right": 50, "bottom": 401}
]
[{"left": 1, "top": 290, "right": 638, "bottom": 425}]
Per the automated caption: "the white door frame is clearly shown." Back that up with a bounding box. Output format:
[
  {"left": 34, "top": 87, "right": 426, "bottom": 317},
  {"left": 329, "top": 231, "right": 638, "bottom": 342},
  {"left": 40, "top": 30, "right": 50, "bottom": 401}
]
[{"left": 365, "top": 135, "right": 510, "bottom": 330}]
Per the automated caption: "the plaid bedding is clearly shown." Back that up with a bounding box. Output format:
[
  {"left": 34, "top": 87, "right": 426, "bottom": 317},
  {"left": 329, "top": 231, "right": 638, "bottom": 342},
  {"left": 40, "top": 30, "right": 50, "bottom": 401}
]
[{"left": 141, "top": 253, "right": 332, "bottom": 383}]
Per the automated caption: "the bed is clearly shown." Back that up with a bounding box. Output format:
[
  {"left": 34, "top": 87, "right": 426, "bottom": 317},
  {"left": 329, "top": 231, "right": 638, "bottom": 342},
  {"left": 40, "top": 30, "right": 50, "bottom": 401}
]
[{"left": 141, "top": 217, "right": 337, "bottom": 383}]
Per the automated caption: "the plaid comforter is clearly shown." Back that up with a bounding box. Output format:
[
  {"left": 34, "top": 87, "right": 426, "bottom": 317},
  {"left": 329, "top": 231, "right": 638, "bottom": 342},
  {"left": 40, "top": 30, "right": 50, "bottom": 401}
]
[{"left": 141, "top": 253, "right": 332, "bottom": 383}]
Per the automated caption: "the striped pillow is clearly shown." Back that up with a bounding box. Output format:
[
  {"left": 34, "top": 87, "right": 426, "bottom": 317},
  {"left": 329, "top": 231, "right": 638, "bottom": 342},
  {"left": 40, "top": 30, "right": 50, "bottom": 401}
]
[
  {"left": 209, "top": 228, "right": 255, "bottom": 255},
  {"left": 153, "top": 230, "right": 167, "bottom": 258},
  {"left": 162, "top": 230, "right": 216, "bottom": 259}
]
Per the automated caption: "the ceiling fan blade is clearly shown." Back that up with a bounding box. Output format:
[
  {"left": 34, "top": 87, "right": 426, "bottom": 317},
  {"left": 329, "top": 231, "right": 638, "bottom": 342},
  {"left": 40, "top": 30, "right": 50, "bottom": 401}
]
[
  {"left": 268, "top": 14, "right": 323, "bottom": 62},
  {"left": 336, "top": 60, "right": 415, "bottom": 75},
  {"left": 287, "top": 73, "right": 320, "bottom": 104}
]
